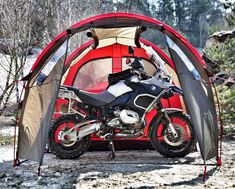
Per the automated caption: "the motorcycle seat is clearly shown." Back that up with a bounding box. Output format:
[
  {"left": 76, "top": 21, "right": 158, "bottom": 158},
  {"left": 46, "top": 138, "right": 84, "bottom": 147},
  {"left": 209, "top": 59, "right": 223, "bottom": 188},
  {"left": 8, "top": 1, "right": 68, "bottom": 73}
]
[{"left": 61, "top": 85, "right": 116, "bottom": 106}]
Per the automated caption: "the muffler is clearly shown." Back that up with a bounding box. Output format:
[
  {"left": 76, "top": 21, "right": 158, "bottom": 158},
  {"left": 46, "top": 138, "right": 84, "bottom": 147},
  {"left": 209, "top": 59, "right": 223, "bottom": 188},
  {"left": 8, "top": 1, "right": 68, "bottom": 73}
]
[{"left": 77, "top": 122, "right": 101, "bottom": 139}]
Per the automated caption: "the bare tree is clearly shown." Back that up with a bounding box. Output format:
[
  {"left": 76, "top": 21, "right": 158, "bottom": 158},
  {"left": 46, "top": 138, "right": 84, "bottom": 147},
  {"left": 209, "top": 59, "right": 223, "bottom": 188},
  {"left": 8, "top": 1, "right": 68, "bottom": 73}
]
[{"left": 0, "top": 0, "right": 35, "bottom": 115}]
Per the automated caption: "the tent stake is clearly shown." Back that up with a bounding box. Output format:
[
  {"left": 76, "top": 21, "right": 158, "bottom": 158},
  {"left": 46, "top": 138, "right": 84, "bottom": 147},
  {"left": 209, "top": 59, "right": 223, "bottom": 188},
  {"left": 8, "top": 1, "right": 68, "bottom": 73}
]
[
  {"left": 38, "top": 164, "right": 41, "bottom": 176},
  {"left": 203, "top": 161, "right": 207, "bottom": 182}
]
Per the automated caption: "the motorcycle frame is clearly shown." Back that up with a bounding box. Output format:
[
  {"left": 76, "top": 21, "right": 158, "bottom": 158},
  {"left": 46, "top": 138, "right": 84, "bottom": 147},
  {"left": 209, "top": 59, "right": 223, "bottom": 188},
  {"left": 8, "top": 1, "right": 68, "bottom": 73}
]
[
  {"left": 54, "top": 86, "right": 181, "bottom": 139},
  {"left": 134, "top": 87, "right": 173, "bottom": 126}
]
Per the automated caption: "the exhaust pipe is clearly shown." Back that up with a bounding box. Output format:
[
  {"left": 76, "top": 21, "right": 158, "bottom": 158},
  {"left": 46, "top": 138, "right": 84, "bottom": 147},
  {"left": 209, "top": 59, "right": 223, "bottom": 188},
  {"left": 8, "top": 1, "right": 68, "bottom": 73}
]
[
  {"left": 114, "top": 130, "right": 143, "bottom": 138},
  {"left": 77, "top": 122, "right": 101, "bottom": 139}
]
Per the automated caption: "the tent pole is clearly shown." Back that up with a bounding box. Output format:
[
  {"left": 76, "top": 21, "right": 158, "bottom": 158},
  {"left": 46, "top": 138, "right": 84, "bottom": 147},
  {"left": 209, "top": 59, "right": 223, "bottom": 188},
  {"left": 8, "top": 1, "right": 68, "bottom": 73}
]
[
  {"left": 212, "top": 81, "right": 223, "bottom": 166},
  {"left": 13, "top": 79, "right": 21, "bottom": 167},
  {"left": 13, "top": 80, "right": 27, "bottom": 167}
]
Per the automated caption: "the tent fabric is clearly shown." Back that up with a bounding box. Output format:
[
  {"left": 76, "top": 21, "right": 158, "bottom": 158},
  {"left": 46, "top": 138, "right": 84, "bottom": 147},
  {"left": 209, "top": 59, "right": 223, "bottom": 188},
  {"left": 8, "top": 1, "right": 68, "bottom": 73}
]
[
  {"left": 73, "top": 58, "right": 112, "bottom": 90},
  {"left": 94, "top": 27, "right": 137, "bottom": 48},
  {"left": 61, "top": 37, "right": 184, "bottom": 111},
  {"left": 61, "top": 38, "right": 177, "bottom": 92},
  {"left": 95, "top": 27, "right": 136, "bottom": 40},
  {"left": 17, "top": 13, "right": 218, "bottom": 164},
  {"left": 18, "top": 41, "right": 68, "bottom": 163},
  {"left": 165, "top": 36, "right": 218, "bottom": 160}
]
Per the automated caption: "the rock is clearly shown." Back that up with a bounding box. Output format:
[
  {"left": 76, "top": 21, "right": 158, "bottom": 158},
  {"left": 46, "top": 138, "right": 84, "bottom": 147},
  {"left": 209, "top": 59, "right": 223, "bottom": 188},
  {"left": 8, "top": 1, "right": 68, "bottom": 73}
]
[
  {"left": 37, "top": 176, "right": 46, "bottom": 185},
  {"left": 55, "top": 172, "right": 61, "bottom": 177},
  {"left": 21, "top": 181, "right": 37, "bottom": 187},
  {"left": 92, "top": 183, "right": 98, "bottom": 187},
  {"left": 0, "top": 172, "right": 6, "bottom": 179},
  {"left": 37, "top": 176, "right": 43, "bottom": 185},
  {"left": 50, "top": 177, "right": 58, "bottom": 183},
  {"left": 83, "top": 176, "right": 96, "bottom": 181},
  {"left": 4, "top": 177, "right": 11, "bottom": 182}
]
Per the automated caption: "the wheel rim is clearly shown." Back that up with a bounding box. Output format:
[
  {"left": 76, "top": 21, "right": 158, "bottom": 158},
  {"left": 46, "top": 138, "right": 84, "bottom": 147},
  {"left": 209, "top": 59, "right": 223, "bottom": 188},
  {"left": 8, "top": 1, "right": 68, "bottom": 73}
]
[
  {"left": 163, "top": 124, "right": 186, "bottom": 146},
  {"left": 55, "top": 121, "right": 78, "bottom": 147},
  {"left": 156, "top": 116, "right": 192, "bottom": 152}
]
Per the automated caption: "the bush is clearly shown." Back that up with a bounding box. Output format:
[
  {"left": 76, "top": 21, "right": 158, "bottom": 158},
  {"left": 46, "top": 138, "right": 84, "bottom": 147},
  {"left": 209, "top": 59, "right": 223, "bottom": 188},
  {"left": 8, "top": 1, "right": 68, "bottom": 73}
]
[{"left": 205, "top": 38, "right": 235, "bottom": 129}]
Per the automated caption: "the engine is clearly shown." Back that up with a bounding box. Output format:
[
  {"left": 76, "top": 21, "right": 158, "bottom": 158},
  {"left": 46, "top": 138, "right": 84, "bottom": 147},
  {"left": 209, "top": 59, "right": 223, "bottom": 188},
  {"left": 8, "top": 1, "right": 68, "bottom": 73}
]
[
  {"left": 107, "top": 109, "right": 140, "bottom": 129},
  {"left": 120, "top": 109, "right": 139, "bottom": 124}
]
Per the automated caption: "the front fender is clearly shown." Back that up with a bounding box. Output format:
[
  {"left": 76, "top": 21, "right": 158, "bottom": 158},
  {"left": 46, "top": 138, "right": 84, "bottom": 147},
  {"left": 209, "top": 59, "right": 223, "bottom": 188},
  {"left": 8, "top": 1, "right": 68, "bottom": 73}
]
[{"left": 147, "top": 108, "right": 186, "bottom": 138}]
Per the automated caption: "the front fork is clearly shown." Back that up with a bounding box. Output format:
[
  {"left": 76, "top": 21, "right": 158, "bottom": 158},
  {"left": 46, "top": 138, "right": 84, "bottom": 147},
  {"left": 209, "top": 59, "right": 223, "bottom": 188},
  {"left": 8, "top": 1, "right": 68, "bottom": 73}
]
[{"left": 161, "top": 109, "right": 178, "bottom": 138}]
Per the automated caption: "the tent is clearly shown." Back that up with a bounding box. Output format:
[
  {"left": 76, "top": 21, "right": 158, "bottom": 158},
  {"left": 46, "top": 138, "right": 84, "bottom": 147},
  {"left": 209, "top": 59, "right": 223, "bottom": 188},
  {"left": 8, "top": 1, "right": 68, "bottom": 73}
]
[{"left": 16, "top": 13, "right": 219, "bottom": 167}]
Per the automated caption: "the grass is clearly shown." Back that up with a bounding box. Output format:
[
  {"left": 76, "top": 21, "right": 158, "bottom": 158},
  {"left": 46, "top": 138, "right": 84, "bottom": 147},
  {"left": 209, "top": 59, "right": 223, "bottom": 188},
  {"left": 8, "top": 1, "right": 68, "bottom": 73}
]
[
  {"left": 223, "top": 127, "right": 235, "bottom": 139},
  {"left": 0, "top": 133, "right": 14, "bottom": 145}
]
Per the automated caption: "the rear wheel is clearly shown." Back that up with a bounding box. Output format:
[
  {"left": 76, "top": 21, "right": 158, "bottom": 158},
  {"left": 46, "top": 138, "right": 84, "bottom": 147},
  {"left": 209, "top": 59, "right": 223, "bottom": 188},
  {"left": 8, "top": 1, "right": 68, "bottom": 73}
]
[
  {"left": 49, "top": 114, "right": 91, "bottom": 159},
  {"left": 149, "top": 112, "right": 195, "bottom": 158}
]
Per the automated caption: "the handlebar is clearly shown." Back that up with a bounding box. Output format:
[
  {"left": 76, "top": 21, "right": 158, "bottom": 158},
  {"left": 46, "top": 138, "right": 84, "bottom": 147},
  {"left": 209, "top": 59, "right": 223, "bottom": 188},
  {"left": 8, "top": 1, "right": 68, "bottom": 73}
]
[
  {"left": 128, "top": 56, "right": 171, "bottom": 82},
  {"left": 160, "top": 86, "right": 184, "bottom": 100},
  {"left": 170, "top": 86, "right": 184, "bottom": 96}
]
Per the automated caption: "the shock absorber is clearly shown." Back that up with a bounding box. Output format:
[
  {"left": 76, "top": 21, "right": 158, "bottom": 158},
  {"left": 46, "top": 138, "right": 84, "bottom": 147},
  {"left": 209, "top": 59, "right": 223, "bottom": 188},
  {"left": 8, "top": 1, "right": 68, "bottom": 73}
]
[{"left": 162, "top": 109, "right": 178, "bottom": 138}]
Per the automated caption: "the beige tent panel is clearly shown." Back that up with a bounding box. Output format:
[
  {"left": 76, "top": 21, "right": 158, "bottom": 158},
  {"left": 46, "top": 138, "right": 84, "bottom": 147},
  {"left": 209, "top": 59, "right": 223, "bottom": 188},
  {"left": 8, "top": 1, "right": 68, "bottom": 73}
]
[
  {"left": 18, "top": 55, "right": 66, "bottom": 163},
  {"left": 95, "top": 27, "right": 136, "bottom": 40},
  {"left": 95, "top": 27, "right": 137, "bottom": 48}
]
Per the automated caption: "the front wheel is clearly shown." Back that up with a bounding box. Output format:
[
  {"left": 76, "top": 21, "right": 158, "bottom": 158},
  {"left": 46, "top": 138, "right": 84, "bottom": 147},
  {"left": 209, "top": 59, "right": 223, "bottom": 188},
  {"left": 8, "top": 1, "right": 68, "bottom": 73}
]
[
  {"left": 49, "top": 114, "right": 91, "bottom": 159},
  {"left": 149, "top": 112, "right": 195, "bottom": 158}
]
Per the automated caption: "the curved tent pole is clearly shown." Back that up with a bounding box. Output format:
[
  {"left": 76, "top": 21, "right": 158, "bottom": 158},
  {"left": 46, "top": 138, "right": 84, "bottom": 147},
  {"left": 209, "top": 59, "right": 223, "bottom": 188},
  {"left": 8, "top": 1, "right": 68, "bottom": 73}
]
[
  {"left": 31, "top": 13, "right": 206, "bottom": 80},
  {"left": 135, "top": 26, "right": 147, "bottom": 48},
  {"left": 87, "top": 30, "right": 99, "bottom": 49}
]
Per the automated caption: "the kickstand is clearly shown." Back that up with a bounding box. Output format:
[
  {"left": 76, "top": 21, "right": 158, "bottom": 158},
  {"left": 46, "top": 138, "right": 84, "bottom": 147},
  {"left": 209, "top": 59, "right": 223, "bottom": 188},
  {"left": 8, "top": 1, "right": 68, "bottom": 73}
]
[{"left": 108, "top": 138, "right": 116, "bottom": 159}]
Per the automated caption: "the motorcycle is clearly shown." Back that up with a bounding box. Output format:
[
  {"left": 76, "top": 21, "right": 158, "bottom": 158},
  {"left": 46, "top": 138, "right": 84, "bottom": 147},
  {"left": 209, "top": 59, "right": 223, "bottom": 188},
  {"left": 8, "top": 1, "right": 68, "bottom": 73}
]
[{"left": 49, "top": 46, "right": 195, "bottom": 159}]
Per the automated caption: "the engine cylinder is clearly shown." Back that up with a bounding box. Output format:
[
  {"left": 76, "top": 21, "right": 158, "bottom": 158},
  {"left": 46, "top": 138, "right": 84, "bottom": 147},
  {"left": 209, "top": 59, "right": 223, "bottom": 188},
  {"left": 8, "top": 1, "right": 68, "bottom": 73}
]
[{"left": 119, "top": 109, "right": 139, "bottom": 124}]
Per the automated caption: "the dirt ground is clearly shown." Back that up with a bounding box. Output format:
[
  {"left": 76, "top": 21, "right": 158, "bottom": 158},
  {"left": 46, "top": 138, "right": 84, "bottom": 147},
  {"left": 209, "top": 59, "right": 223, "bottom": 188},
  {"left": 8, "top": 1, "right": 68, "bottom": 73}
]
[{"left": 0, "top": 138, "right": 235, "bottom": 189}]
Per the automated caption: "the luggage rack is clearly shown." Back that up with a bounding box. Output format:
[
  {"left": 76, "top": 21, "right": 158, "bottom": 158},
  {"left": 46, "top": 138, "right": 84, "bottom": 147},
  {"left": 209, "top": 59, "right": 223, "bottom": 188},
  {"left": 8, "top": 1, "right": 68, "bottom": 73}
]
[{"left": 54, "top": 87, "right": 86, "bottom": 118}]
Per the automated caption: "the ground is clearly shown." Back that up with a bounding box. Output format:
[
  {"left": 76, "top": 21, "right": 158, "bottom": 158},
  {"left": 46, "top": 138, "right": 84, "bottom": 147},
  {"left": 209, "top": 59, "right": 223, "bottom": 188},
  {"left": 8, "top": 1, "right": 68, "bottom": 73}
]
[{"left": 0, "top": 135, "right": 235, "bottom": 189}]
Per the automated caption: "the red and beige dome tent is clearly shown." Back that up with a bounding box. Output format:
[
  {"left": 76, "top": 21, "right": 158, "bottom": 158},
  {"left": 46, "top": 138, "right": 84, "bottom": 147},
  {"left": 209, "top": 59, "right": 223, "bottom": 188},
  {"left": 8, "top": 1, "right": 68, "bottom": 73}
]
[{"left": 15, "top": 13, "right": 220, "bottom": 177}]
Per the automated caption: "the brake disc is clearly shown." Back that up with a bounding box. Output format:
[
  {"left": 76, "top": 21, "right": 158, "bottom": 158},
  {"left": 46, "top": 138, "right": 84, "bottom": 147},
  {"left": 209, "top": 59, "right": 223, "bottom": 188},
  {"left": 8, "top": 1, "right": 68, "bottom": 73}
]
[{"left": 163, "top": 124, "right": 186, "bottom": 146}]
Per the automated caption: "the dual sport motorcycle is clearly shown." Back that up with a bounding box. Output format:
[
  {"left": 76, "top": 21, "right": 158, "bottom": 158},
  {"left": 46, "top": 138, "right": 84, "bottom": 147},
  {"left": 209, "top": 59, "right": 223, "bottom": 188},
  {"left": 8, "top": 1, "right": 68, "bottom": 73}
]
[{"left": 49, "top": 46, "right": 195, "bottom": 159}]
